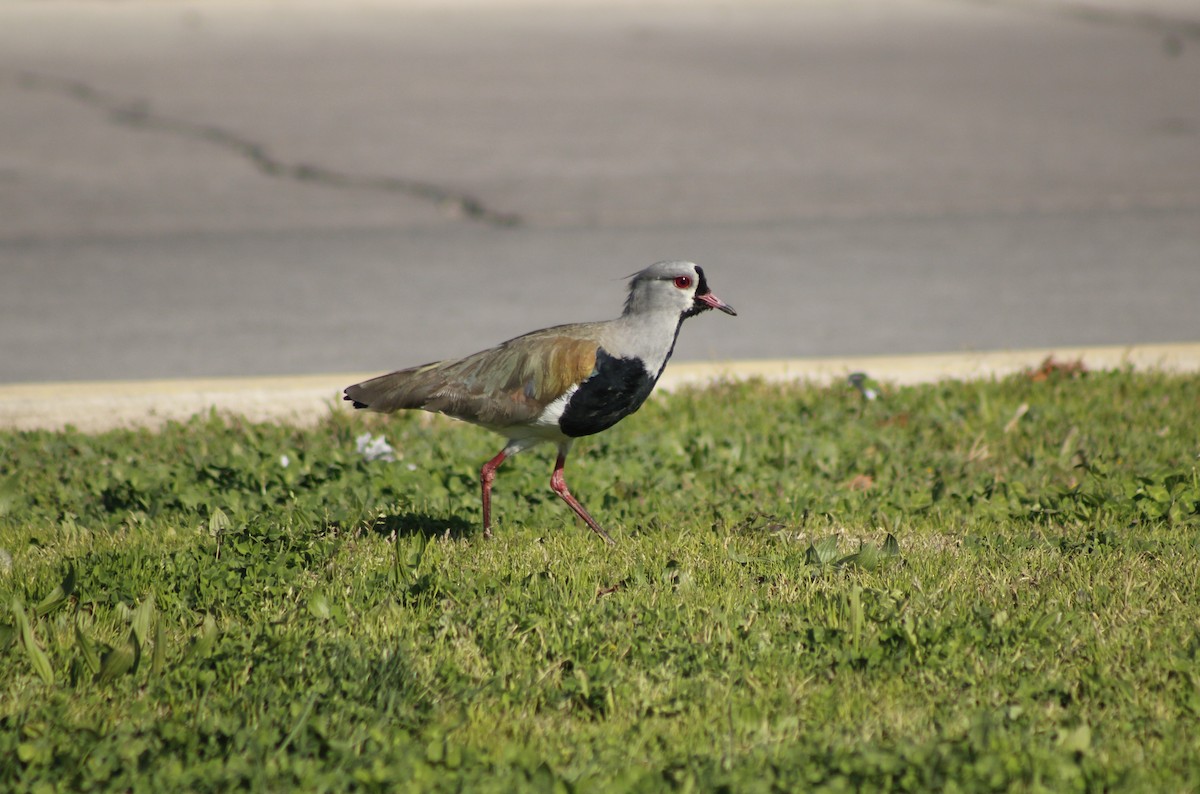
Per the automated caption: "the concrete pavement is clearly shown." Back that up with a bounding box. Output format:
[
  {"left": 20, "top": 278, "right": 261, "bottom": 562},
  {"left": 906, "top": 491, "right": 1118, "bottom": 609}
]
[{"left": 2, "top": 0, "right": 1199, "bottom": 388}]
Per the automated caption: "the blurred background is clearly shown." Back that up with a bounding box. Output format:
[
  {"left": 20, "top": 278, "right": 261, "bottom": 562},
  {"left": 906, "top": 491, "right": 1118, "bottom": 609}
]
[{"left": 2, "top": 0, "right": 1198, "bottom": 383}]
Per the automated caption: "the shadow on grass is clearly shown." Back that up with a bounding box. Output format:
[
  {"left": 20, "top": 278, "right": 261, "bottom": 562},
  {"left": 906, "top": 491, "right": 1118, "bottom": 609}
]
[{"left": 365, "top": 510, "right": 477, "bottom": 541}]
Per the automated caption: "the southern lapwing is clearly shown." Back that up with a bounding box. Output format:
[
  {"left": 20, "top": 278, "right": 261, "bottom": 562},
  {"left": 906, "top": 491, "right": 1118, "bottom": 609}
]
[{"left": 343, "top": 260, "right": 736, "bottom": 544}]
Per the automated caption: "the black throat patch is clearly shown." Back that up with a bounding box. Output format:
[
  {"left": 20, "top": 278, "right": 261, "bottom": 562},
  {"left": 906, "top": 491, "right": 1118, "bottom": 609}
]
[
  {"left": 683, "top": 265, "right": 713, "bottom": 318},
  {"left": 559, "top": 348, "right": 657, "bottom": 438}
]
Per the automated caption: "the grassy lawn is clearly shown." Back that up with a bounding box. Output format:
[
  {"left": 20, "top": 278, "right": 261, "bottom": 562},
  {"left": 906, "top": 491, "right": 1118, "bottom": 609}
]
[{"left": 2, "top": 369, "right": 1199, "bottom": 792}]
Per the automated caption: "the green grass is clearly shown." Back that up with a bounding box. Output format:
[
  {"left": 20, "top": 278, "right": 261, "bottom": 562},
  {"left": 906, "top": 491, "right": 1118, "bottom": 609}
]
[{"left": 2, "top": 370, "right": 1199, "bottom": 792}]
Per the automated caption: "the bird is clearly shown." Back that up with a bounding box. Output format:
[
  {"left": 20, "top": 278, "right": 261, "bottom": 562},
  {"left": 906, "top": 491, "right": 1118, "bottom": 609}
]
[{"left": 343, "top": 260, "right": 736, "bottom": 544}]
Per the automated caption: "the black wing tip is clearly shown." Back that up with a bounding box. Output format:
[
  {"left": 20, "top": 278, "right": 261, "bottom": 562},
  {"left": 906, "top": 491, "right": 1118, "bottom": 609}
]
[{"left": 343, "top": 390, "right": 369, "bottom": 410}]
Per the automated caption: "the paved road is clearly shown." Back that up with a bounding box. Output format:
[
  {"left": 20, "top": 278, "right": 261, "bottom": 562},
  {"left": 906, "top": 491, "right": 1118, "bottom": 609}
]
[{"left": 2, "top": 0, "right": 1198, "bottom": 383}]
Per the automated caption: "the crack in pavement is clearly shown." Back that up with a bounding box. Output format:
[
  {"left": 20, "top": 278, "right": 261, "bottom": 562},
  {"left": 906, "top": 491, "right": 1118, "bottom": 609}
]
[{"left": 14, "top": 70, "right": 522, "bottom": 228}]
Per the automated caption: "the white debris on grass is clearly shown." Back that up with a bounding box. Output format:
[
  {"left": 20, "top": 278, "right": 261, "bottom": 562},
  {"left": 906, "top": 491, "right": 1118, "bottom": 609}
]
[{"left": 355, "top": 432, "right": 397, "bottom": 463}]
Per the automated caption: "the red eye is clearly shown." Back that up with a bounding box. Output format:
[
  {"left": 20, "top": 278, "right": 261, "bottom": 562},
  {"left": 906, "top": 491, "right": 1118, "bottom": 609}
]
[{"left": 673, "top": 276, "right": 692, "bottom": 289}]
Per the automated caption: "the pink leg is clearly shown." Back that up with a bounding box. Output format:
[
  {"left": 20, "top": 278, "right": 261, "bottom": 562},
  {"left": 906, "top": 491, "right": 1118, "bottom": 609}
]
[
  {"left": 480, "top": 449, "right": 508, "bottom": 539},
  {"left": 550, "top": 449, "right": 615, "bottom": 545}
]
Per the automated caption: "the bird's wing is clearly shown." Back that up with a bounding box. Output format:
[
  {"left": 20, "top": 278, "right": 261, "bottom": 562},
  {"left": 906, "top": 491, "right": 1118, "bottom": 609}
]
[{"left": 345, "top": 325, "right": 601, "bottom": 428}]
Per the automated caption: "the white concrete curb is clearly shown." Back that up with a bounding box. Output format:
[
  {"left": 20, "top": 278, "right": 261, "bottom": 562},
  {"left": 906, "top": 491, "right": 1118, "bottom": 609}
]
[{"left": 2, "top": 342, "right": 1198, "bottom": 433}]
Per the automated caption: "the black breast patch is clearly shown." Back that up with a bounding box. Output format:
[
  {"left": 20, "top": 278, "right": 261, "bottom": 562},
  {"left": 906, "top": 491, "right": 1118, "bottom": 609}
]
[{"left": 558, "top": 348, "right": 657, "bottom": 438}]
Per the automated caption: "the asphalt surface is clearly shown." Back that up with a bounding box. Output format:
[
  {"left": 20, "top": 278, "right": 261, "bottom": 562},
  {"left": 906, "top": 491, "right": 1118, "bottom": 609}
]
[{"left": 3, "top": 0, "right": 1199, "bottom": 384}]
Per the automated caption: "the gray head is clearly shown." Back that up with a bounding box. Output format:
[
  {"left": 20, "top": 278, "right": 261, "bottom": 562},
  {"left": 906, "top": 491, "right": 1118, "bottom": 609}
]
[{"left": 622, "top": 261, "right": 737, "bottom": 319}]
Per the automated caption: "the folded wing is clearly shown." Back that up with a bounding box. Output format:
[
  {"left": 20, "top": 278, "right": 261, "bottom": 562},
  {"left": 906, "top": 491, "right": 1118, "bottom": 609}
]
[{"left": 344, "top": 327, "right": 601, "bottom": 429}]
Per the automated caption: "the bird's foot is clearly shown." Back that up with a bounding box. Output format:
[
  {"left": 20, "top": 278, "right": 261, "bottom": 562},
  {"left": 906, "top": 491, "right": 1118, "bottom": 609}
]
[{"left": 592, "top": 525, "right": 616, "bottom": 546}]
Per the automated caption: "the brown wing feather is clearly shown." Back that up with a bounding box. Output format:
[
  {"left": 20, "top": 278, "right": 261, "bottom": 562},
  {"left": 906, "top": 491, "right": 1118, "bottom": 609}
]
[{"left": 344, "top": 326, "right": 601, "bottom": 429}]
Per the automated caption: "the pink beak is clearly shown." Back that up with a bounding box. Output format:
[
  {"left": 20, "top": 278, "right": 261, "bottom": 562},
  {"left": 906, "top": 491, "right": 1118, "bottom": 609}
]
[{"left": 697, "top": 291, "right": 737, "bottom": 316}]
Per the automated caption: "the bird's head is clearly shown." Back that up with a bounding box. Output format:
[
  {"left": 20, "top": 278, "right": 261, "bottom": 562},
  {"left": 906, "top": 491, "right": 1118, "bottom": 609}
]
[{"left": 624, "top": 261, "right": 737, "bottom": 320}]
